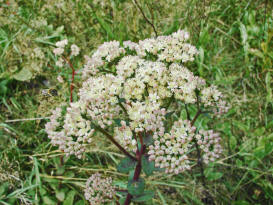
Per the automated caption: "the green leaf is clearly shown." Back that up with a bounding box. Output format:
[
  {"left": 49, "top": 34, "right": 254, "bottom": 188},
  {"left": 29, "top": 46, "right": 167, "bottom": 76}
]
[
  {"left": 253, "top": 146, "right": 265, "bottom": 159},
  {"left": 265, "top": 72, "right": 272, "bottom": 105},
  {"left": 0, "top": 182, "right": 9, "bottom": 196},
  {"left": 229, "top": 135, "right": 237, "bottom": 150},
  {"left": 74, "top": 200, "right": 85, "bottom": 205},
  {"left": 119, "top": 197, "right": 126, "bottom": 204},
  {"left": 234, "top": 200, "right": 250, "bottom": 205},
  {"left": 207, "top": 172, "right": 223, "bottom": 181},
  {"left": 42, "top": 196, "right": 57, "bottom": 205},
  {"left": 117, "top": 157, "right": 137, "bottom": 173},
  {"left": 56, "top": 166, "right": 65, "bottom": 175},
  {"left": 141, "top": 156, "right": 157, "bottom": 176},
  {"left": 118, "top": 98, "right": 126, "bottom": 103},
  {"left": 233, "top": 121, "right": 249, "bottom": 133},
  {"left": 113, "top": 119, "right": 122, "bottom": 127},
  {"left": 143, "top": 132, "right": 154, "bottom": 146},
  {"left": 239, "top": 23, "right": 248, "bottom": 45},
  {"left": 128, "top": 170, "right": 135, "bottom": 181},
  {"left": 205, "top": 167, "right": 223, "bottom": 181},
  {"left": 63, "top": 190, "right": 76, "bottom": 205},
  {"left": 56, "top": 190, "right": 65, "bottom": 202},
  {"left": 94, "top": 13, "right": 115, "bottom": 40},
  {"left": 132, "top": 190, "right": 155, "bottom": 202},
  {"left": 248, "top": 48, "right": 264, "bottom": 59},
  {"left": 13, "top": 67, "right": 33, "bottom": 81},
  {"left": 128, "top": 178, "right": 145, "bottom": 196}
]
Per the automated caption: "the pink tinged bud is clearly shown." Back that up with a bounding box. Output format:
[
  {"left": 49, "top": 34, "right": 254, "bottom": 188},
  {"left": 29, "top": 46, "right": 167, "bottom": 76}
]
[
  {"left": 149, "top": 155, "right": 155, "bottom": 161},
  {"left": 148, "top": 150, "right": 154, "bottom": 155},
  {"left": 159, "top": 131, "right": 164, "bottom": 136}
]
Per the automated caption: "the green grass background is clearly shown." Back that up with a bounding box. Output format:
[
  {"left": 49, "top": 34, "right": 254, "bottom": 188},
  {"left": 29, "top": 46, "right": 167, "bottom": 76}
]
[{"left": 0, "top": 0, "right": 273, "bottom": 204}]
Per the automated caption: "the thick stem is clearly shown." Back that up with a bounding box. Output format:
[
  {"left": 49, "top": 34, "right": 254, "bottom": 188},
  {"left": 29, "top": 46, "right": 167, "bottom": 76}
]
[
  {"left": 124, "top": 134, "right": 145, "bottom": 205},
  {"left": 93, "top": 124, "right": 137, "bottom": 161},
  {"left": 70, "top": 68, "right": 75, "bottom": 103}
]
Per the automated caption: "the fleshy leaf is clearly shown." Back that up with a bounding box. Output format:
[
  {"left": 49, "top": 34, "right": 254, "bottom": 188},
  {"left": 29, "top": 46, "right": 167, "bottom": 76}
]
[
  {"left": 13, "top": 68, "right": 33, "bottom": 81},
  {"left": 128, "top": 178, "right": 145, "bottom": 196},
  {"left": 117, "top": 157, "right": 137, "bottom": 173},
  {"left": 132, "top": 190, "right": 155, "bottom": 202},
  {"left": 142, "top": 155, "right": 164, "bottom": 176}
]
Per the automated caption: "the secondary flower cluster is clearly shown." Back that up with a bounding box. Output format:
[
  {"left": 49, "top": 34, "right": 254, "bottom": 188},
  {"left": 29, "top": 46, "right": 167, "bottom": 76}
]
[
  {"left": 201, "top": 85, "right": 229, "bottom": 115},
  {"left": 46, "top": 30, "right": 228, "bottom": 172},
  {"left": 84, "top": 173, "right": 116, "bottom": 205},
  {"left": 148, "top": 120, "right": 195, "bottom": 174},
  {"left": 45, "top": 104, "right": 94, "bottom": 159},
  {"left": 53, "top": 39, "right": 80, "bottom": 67},
  {"left": 195, "top": 129, "right": 222, "bottom": 164}
]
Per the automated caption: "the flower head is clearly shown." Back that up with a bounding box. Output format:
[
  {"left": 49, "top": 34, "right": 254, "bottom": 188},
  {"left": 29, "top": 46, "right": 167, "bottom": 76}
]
[
  {"left": 46, "top": 30, "right": 227, "bottom": 171},
  {"left": 84, "top": 173, "right": 116, "bottom": 205},
  {"left": 56, "top": 39, "right": 68, "bottom": 48},
  {"left": 71, "top": 44, "right": 80, "bottom": 56},
  {"left": 148, "top": 120, "right": 196, "bottom": 174}
]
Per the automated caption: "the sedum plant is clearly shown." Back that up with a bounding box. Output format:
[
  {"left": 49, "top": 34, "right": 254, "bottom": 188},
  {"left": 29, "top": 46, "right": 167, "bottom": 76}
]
[{"left": 45, "top": 30, "right": 229, "bottom": 204}]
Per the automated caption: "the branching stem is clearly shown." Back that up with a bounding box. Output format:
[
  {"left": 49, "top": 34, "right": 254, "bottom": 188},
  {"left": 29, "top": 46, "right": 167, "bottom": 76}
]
[
  {"left": 92, "top": 124, "right": 137, "bottom": 161},
  {"left": 190, "top": 94, "right": 214, "bottom": 204},
  {"left": 132, "top": 0, "right": 158, "bottom": 37}
]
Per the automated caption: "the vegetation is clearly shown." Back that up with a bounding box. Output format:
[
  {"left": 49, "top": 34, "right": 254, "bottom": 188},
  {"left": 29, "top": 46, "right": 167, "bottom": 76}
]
[{"left": 0, "top": 0, "right": 272, "bottom": 204}]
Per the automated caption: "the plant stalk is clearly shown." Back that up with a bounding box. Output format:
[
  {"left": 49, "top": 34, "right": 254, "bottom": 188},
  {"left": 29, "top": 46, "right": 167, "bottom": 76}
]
[
  {"left": 93, "top": 124, "right": 137, "bottom": 161},
  {"left": 124, "top": 134, "right": 145, "bottom": 205}
]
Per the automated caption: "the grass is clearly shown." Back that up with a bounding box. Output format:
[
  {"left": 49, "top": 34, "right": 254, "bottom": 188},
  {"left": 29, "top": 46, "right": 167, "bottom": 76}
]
[{"left": 0, "top": 0, "right": 273, "bottom": 204}]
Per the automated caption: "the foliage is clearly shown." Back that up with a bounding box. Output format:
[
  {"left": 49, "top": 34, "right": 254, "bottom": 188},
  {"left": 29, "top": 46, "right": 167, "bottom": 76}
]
[{"left": 0, "top": 0, "right": 272, "bottom": 205}]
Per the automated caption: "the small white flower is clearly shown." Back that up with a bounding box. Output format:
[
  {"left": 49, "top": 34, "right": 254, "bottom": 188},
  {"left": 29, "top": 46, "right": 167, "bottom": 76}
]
[
  {"left": 57, "top": 75, "right": 64, "bottom": 83},
  {"left": 71, "top": 44, "right": 80, "bottom": 56},
  {"left": 56, "top": 39, "right": 68, "bottom": 48},
  {"left": 53, "top": 47, "right": 64, "bottom": 56},
  {"left": 55, "top": 58, "right": 64, "bottom": 67}
]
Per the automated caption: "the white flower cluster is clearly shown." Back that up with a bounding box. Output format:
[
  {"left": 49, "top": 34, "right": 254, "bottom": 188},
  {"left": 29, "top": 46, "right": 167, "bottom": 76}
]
[
  {"left": 53, "top": 39, "right": 80, "bottom": 67},
  {"left": 82, "top": 41, "right": 125, "bottom": 79},
  {"left": 124, "top": 30, "right": 198, "bottom": 63},
  {"left": 45, "top": 104, "right": 94, "bottom": 159},
  {"left": 84, "top": 173, "right": 115, "bottom": 205},
  {"left": 195, "top": 129, "right": 222, "bottom": 164},
  {"left": 168, "top": 63, "right": 205, "bottom": 103},
  {"left": 148, "top": 120, "right": 196, "bottom": 174},
  {"left": 201, "top": 85, "right": 229, "bottom": 115},
  {"left": 46, "top": 30, "right": 228, "bottom": 171},
  {"left": 79, "top": 74, "right": 123, "bottom": 128}
]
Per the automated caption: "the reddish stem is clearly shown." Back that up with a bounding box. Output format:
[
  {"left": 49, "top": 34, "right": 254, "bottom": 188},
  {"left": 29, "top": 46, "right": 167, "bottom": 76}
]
[
  {"left": 70, "top": 68, "right": 75, "bottom": 103},
  {"left": 92, "top": 124, "right": 137, "bottom": 161},
  {"left": 124, "top": 133, "right": 145, "bottom": 205}
]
